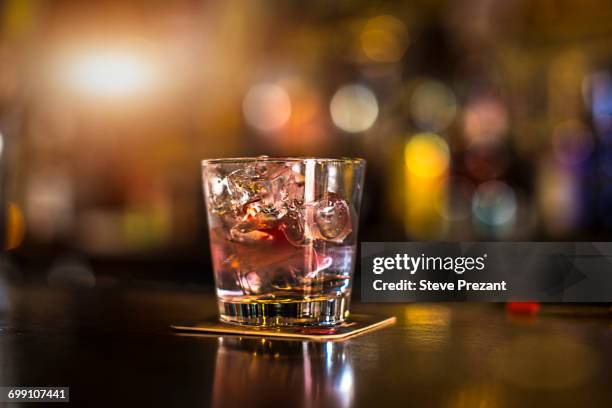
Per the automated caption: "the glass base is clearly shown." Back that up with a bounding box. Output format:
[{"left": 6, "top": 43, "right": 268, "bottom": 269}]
[{"left": 217, "top": 293, "right": 351, "bottom": 327}]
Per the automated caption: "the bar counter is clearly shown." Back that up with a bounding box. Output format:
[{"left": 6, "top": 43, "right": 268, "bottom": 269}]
[{"left": 1, "top": 283, "right": 611, "bottom": 407}]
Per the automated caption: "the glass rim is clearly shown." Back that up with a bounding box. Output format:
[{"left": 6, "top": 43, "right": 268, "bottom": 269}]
[{"left": 201, "top": 156, "right": 366, "bottom": 166}]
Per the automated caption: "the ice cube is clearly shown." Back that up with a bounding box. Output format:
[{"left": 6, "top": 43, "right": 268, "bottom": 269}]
[
  {"left": 226, "top": 166, "right": 266, "bottom": 207},
  {"left": 282, "top": 172, "right": 305, "bottom": 203},
  {"left": 262, "top": 164, "right": 303, "bottom": 206},
  {"left": 225, "top": 163, "right": 300, "bottom": 210},
  {"left": 206, "top": 177, "right": 244, "bottom": 229},
  {"left": 245, "top": 201, "right": 286, "bottom": 227},
  {"left": 280, "top": 208, "right": 307, "bottom": 246},
  {"left": 312, "top": 193, "right": 352, "bottom": 242},
  {"left": 207, "top": 176, "right": 233, "bottom": 214},
  {"left": 239, "top": 271, "right": 262, "bottom": 294},
  {"left": 229, "top": 202, "right": 286, "bottom": 242},
  {"left": 230, "top": 228, "right": 275, "bottom": 243}
]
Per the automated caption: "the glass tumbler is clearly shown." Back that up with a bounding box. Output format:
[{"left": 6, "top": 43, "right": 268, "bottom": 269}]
[{"left": 202, "top": 157, "right": 366, "bottom": 326}]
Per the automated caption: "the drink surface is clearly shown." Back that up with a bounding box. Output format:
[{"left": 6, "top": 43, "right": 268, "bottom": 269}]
[{"left": 203, "top": 160, "right": 359, "bottom": 325}]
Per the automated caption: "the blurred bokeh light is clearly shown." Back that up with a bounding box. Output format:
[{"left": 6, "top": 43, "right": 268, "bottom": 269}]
[
  {"left": 360, "top": 15, "right": 409, "bottom": 63},
  {"left": 243, "top": 83, "right": 292, "bottom": 133},
  {"left": 408, "top": 79, "right": 457, "bottom": 133},
  {"left": 63, "top": 50, "right": 158, "bottom": 97},
  {"left": 472, "top": 181, "right": 517, "bottom": 238},
  {"left": 404, "top": 133, "right": 449, "bottom": 238},
  {"left": 1, "top": 0, "right": 612, "bottom": 283},
  {"left": 330, "top": 84, "right": 378, "bottom": 133}
]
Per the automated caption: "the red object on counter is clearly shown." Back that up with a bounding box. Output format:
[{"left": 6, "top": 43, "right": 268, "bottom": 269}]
[{"left": 506, "top": 302, "right": 540, "bottom": 315}]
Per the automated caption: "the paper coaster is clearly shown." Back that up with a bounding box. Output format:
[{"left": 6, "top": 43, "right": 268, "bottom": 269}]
[{"left": 171, "top": 314, "right": 396, "bottom": 341}]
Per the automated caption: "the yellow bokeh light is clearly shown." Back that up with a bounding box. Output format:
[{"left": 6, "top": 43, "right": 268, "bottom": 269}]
[
  {"left": 360, "top": 15, "right": 409, "bottom": 63},
  {"left": 5, "top": 202, "right": 25, "bottom": 250},
  {"left": 404, "top": 132, "right": 450, "bottom": 179},
  {"left": 404, "top": 133, "right": 450, "bottom": 238}
]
